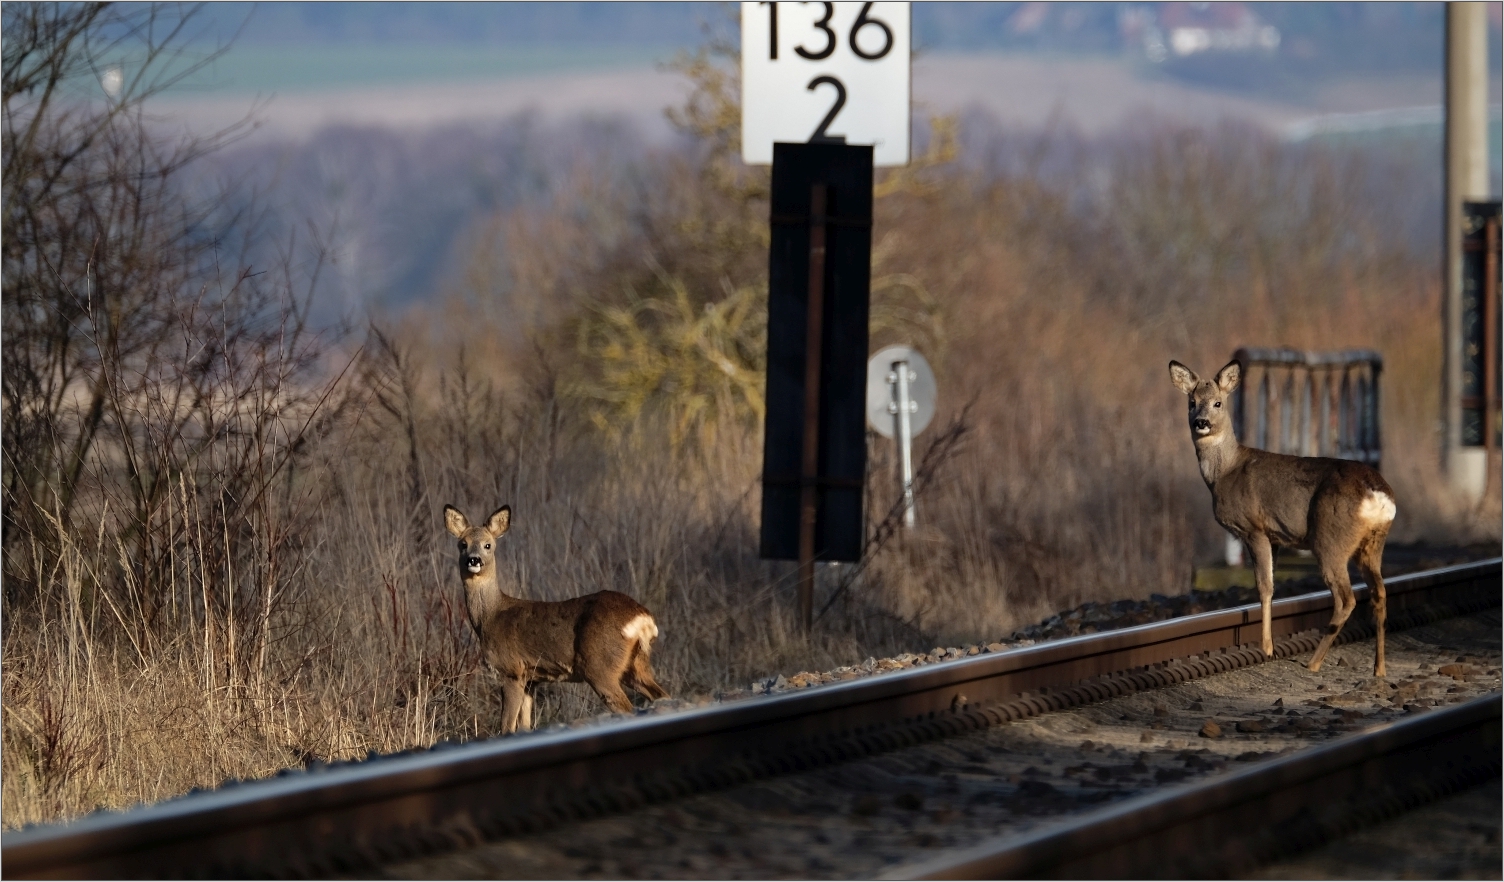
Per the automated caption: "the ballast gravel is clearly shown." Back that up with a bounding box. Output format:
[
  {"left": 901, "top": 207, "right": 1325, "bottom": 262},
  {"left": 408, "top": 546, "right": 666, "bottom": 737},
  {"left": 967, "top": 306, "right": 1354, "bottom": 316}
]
[{"left": 1251, "top": 776, "right": 1502, "bottom": 880}]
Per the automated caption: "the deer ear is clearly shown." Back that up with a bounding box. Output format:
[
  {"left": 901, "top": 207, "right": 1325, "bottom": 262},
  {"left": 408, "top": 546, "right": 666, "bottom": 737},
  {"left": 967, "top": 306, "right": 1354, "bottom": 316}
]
[
  {"left": 484, "top": 505, "right": 511, "bottom": 537},
  {"left": 1168, "top": 361, "right": 1199, "bottom": 395},
  {"left": 444, "top": 505, "right": 470, "bottom": 538},
  {"left": 1215, "top": 361, "right": 1242, "bottom": 393}
]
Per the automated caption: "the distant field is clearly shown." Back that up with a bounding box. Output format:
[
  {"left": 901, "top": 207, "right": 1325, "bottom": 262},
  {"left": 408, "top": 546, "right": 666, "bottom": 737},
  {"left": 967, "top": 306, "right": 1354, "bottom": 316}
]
[
  {"left": 1292, "top": 105, "right": 1502, "bottom": 200},
  {"left": 151, "top": 50, "right": 1493, "bottom": 148},
  {"left": 171, "top": 43, "right": 680, "bottom": 95}
]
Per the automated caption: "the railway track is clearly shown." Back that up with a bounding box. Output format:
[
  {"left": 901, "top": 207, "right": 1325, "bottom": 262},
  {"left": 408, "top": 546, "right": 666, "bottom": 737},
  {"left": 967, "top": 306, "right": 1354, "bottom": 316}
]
[
  {"left": 4, "top": 559, "right": 1499, "bottom": 879},
  {"left": 891, "top": 692, "right": 1500, "bottom": 879}
]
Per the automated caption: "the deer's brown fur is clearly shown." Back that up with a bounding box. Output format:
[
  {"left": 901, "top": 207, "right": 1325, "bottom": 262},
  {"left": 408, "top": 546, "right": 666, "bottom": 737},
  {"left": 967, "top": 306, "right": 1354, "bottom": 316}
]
[
  {"left": 444, "top": 504, "right": 669, "bottom": 734},
  {"left": 1169, "top": 360, "right": 1397, "bottom": 675}
]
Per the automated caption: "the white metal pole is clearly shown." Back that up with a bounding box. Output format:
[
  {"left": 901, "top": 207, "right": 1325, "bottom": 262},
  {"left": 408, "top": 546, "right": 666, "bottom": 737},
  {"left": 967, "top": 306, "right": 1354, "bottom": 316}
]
[
  {"left": 890, "top": 360, "right": 917, "bottom": 528},
  {"left": 1444, "top": 1, "right": 1491, "bottom": 500}
]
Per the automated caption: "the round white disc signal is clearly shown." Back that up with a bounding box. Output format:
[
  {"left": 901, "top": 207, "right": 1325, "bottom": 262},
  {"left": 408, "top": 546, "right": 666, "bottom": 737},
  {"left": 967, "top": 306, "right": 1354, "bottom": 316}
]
[{"left": 866, "top": 345, "right": 935, "bottom": 439}]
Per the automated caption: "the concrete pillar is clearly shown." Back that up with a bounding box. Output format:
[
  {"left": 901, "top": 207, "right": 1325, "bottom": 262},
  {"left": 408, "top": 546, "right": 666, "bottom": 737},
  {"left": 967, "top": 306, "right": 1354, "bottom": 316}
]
[{"left": 1444, "top": 2, "right": 1491, "bottom": 500}]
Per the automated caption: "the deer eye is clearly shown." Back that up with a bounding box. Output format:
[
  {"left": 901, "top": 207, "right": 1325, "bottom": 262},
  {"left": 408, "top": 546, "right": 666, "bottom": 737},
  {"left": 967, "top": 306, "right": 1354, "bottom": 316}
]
[
  {"left": 484, "top": 543, "right": 491, "bottom": 550},
  {"left": 1214, "top": 401, "right": 1221, "bottom": 408},
  {"left": 458, "top": 540, "right": 466, "bottom": 550}
]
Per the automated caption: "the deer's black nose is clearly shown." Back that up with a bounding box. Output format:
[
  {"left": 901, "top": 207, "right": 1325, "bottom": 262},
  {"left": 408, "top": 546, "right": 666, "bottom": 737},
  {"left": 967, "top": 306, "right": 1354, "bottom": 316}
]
[
  {"left": 1194, "top": 418, "right": 1211, "bottom": 431},
  {"left": 465, "top": 556, "right": 483, "bottom": 568}
]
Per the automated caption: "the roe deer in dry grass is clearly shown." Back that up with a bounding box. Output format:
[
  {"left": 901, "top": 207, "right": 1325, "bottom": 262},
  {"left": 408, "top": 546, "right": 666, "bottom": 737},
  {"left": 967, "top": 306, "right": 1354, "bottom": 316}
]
[
  {"left": 1168, "top": 360, "right": 1397, "bottom": 675},
  {"left": 444, "top": 504, "right": 669, "bottom": 734}
]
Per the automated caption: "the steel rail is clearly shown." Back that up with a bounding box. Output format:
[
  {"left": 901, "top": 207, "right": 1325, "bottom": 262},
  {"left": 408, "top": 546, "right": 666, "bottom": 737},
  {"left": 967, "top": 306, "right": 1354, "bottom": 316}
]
[
  {"left": 3, "top": 559, "right": 1498, "bottom": 878},
  {"left": 892, "top": 691, "right": 1502, "bottom": 879}
]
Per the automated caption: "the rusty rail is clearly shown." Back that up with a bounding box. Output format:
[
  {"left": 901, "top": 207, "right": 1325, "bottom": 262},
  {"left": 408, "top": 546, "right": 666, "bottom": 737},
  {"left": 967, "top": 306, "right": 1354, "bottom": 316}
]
[{"left": 3, "top": 559, "right": 1498, "bottom": 878}]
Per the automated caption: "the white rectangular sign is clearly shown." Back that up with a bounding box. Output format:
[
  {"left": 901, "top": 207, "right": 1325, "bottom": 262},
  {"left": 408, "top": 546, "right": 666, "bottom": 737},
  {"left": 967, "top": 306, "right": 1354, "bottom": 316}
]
[{"left": 741, "top": 1, "right": 910, "bottom": 167}]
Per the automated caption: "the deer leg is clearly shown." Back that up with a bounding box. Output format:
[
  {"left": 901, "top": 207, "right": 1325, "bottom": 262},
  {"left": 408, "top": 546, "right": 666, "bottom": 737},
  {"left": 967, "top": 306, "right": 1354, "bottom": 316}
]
[
  {"left": 579, "top": 647, "right": 635, "bottom": 714},
  {"left": 1358, "top": 531, "right": 1390, "bottom": 678},
  {"left": 585, "top": 673, "right": 634, "bottom": 714},
  {"left": 1247, "top": 533, "right": 1276, "bottom": 656},
  {"left": 499, "top": 678, "right": 528, "bottom": 735},
  {"left": 628, "top": 648, "right": 669, "bottom": 702},
  {"left": 519, "top": 684, "right": 536, "bottom": 732},
  {"left": 1307, "top": 555, "right": 1358, "bottom": 673}
]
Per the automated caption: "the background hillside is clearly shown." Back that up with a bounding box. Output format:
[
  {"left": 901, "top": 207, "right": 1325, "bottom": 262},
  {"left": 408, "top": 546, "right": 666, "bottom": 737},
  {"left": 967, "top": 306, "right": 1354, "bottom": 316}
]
[
  {"left": 192, "top": 2, "right": 1467, "bottom": 72},
  {"left": 158, "top": 3, "right": 1501, "bottom": 313}
]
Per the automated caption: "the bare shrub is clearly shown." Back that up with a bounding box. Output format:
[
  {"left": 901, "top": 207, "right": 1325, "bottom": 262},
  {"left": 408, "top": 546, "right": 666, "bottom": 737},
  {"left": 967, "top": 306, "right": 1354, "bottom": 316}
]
[{"left": 3, "top": 4, "right": 362, "bottom": 823}]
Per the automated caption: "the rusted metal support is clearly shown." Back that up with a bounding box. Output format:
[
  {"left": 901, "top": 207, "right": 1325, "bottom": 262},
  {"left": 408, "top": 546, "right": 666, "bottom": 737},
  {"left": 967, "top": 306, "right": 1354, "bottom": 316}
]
[
  {"left": 1485, "top": 213, "right": 1500, "bottom": 498},
  {"left": 797, "top": 183, "right": 829, "bottom": 632},
  {"left": 1317, "top": 368, "right": 1332, "bottom": 456},
  {"left": 1459, "top": 201, "right": 1501, "bottom": 500}
]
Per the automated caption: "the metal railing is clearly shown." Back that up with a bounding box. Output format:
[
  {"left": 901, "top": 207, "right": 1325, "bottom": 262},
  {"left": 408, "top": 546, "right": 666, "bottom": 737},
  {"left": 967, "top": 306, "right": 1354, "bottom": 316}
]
[{"left": 1230, "top": 347, "right": 1383, "bottom": 470}]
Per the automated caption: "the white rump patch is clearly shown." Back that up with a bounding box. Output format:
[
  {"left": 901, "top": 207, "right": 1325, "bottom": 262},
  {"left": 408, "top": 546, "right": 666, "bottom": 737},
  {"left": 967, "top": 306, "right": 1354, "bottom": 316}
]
[
  {"left": 621, "top": 613, "right": 658, "bottom": 647},
  {"left": 1358, "top": 490, "right": 1396, "bottom": 524}
]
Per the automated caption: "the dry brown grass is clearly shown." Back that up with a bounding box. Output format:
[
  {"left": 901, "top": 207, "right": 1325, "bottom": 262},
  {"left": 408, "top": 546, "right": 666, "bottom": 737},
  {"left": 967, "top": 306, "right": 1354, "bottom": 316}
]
[{"left": 5, "top": 47, "right": 1499, "bottom": 829}]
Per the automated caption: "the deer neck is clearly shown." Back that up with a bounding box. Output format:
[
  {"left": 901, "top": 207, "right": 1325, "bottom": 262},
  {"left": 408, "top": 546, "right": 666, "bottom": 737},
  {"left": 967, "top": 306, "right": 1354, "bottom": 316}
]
[
  {"left": 1193, "top": 429, "right": 1245, "bottom": 488},
  {"left": 460, "top": 570, "right": 522, "bottom": 633}
]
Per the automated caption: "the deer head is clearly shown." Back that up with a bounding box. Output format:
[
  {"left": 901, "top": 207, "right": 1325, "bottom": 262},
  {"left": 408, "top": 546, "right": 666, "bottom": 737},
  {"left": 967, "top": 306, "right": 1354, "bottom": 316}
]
[
  {"left": 444, "top": 504, "right": 511, "bottom": 579},
  {"left": 1169, "top": 360, "right": 1241, "bottom": 445}
]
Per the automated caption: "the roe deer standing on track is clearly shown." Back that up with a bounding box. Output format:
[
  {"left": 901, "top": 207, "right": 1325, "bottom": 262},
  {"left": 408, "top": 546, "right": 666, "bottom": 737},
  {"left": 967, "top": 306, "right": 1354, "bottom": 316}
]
[
  {"left": 444, "top": 504, "right": 669, "bottom": 734},
  {"left": 1168, "top": 360, "right": 1397, "bottom": 676}
]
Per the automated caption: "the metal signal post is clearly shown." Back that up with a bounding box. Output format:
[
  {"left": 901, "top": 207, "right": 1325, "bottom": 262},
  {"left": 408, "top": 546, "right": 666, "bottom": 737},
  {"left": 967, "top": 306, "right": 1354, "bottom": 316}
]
[
  {"left": 745, "top": 2, "right": 909, "bottom": 629},
  {"left": 866, "top": 345, "right": 936, "bottom": 531},
  {"left": 796, "top": 183, "right": 830, "bottom": 628},
  {"left": 889, "top": 360, "right": 917, "bottom": 527},
  {"left": 759, "top": 144, "right": 873, "bottom": 631}
]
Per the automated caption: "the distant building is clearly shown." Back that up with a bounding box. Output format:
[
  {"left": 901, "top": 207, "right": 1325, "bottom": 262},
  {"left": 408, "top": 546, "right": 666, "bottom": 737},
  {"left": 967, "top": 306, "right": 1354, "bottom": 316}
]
[{"left": 1121, "top": 2, "right": 1280, "bottom": 63}]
